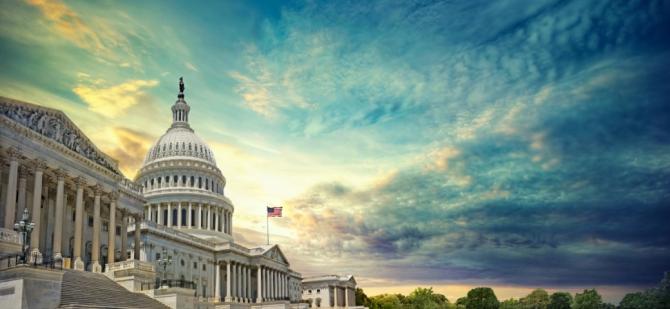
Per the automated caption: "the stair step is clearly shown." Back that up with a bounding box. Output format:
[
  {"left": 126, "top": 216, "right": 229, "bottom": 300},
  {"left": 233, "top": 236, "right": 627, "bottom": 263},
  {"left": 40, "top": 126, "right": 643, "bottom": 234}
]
[{"left": 58, "top": 270, "right": 169, "bottom": 309}]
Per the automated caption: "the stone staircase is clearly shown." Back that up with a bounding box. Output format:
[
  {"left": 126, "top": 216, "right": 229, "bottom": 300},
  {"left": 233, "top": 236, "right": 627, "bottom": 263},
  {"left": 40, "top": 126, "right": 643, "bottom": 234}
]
[{"left": 58, "top": 270, "right": 169, "bottom": 309}]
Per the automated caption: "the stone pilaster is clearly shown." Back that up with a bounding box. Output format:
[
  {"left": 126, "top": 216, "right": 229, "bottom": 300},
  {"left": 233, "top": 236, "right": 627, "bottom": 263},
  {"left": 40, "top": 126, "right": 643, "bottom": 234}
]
[
  {"left": 107, "top": 192, "right": 117, "bottom": 266},
  {"left": 120, "top": 210, "right": 128, "bottom": 261},
  {"left": 73, "top": 177, "right": 86, "bottom": 271},
  {"left": 134, "top": 214, "right": 141, "bottom": 260},
  {"left": 52, "top": 169, "right": 66, "bottom": 263},
  {"left": 3, "top": 148, "right": 20, "bottom": 228},
  {"left": 90, "top": 185, "right": 102, "bottom": 272}
]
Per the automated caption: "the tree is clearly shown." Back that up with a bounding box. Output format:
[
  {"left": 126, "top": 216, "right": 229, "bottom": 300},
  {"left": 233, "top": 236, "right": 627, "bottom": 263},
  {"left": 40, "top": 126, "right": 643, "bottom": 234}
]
[
  {"left": 466, "top": 287, "right": 500, "bottom": 309},
  {"left": 573, "top": 289, "right": 602, "bottom": 309},
  {"left": 456, "top": 297, "right": 468, "bottom": 309},
  {"left": 520, "top": 289, "right": 549, "bottom": 309},
  {"left": 547, "top": 292, "right": 572, "bottom": 309},
  {"left": 356, "top": 288, "right": 372, "bottom": 307},
  {"left": 500, "top": 298, "right": 521, "bottom": 309},
  {"left": 369, "top": 293, "right": 402, "bottom": 309},
  {"left": 405, "top": 287, "right": 450, "bottom": 309}
]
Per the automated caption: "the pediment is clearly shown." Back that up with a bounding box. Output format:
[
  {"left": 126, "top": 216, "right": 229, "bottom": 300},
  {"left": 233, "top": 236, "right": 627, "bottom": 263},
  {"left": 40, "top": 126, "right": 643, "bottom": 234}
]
[
  {"left": 262, "top": 245, "right": 289, "bottom": 265},
  {"left": 0, "top": 97, "right": 120, "bottom": 175}
]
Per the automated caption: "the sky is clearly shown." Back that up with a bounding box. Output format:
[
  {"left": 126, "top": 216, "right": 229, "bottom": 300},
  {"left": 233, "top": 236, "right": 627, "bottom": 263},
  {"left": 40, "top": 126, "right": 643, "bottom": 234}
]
[{"left": 1, "top": 0, "right": 670, "bottom": 303}]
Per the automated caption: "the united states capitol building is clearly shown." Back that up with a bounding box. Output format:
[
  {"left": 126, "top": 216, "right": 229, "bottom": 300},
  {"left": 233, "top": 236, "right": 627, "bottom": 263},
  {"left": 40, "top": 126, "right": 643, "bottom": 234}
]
[{"left": 0, "top": 79, "right": 362, "bottom": 309}]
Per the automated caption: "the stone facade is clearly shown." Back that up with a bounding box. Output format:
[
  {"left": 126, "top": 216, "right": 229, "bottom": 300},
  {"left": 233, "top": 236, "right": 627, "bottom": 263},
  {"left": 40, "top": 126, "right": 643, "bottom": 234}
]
[
  {"left": 302, "top": 275, "right": 359, "bottom": 308},
  {"left": 0, "top": 79, "right": 308, "bottom": 309}
]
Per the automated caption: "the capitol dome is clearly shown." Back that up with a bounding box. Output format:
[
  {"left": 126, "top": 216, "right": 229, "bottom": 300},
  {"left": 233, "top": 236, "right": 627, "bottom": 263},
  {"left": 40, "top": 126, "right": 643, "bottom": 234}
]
[
  {"left": 135, "top": 77, "right": 234, "bottom": 241},
  {"left": 143, "top": 127, "right": 216, "bottom": 165}
]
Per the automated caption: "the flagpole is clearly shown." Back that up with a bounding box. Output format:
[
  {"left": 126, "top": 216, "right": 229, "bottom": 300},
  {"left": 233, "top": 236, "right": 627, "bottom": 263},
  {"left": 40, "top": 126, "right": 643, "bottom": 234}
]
[{"left": 266, "top": 207, "right": 270, "bottom": 245}]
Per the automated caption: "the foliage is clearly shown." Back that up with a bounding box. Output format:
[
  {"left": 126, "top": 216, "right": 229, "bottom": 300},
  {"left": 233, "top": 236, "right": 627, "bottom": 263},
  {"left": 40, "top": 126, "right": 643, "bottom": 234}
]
[
  {"left": 368, "top": 293, "right": 403, "bottom": 309},
  {"left": 405, "top": 287, "right": 450, "bottom": 309},
  {"left": 547, "top": 292, "right": 572, "bottom": 309},
  {"left": 466, "top": 287, "right": 500, "bottom": 309},
  {"left": 499, "top": 298, "right": 521, "bottom": 309},
  {"left": 520, "top": 289, "right": 549, "bottom": 309},
  {"left": 456, "top": 297, "right": 468, "bottom": 309},
  {"left": 619, "top": 272, "right": 670, "bottom": 308},
  {"left": 573, "top": 289, "right": 602, "bottom": 309},
  {"left": 356, "top": 287, "right": 371, "bottom": 307}
]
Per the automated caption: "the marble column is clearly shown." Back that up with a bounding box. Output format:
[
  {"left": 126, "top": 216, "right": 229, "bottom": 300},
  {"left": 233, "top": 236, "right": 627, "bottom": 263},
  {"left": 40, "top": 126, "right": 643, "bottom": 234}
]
[
  {"left": 157, "top": 203, "right": 162, "bottom": 225},
  {"left": 345, "top": 287, "right": 349, "bottom": 308},
  {"left": 107, "top": 194, "right": 117, "bottom": 266},
  {"left": 177, "top": 202, "right": 182, "bottom": 228},
  {"left": 334, "top": 286, "right": 338, "bottom": 308},
  {"left": 29, "top": 160, "right": 46, "bottom": 262},
  {"left": 167, "top": 203, "right": 172, "bottom": 227},
  {"left": 225, "top": 261, "right": 232, "bottom": 302},
  {"left": 247, "top": 267, "right": 252, "bottom": 301},
  {"left": 16, "top": 168, "right": 27, "bottom": 224},
  {"left": 236, "top": 263, "right": 241, "bottom": 302},
  {"left": 3, "top": 148, "right": 19, "bottom": 228},
  {"left": 257, "top": 266, "right": 263, "bottom": 303},
  {"left": 134, "top": 215, "right": 141, "bottom": 260},
  {"left": 52, "top": 169, "right": 66, "bottom": 262},
  {"left": 214, "top": 208, "right": 219, "bottom": 232},
  {"left": 120, "top": 211, "right": 128, "bottom": 261},
  {"left": 73, "top": 178, "right": 86, "bottom": 270},
  {"left": 240, "top": 265, "right": 247, "bottom": 303},
  {"left": 188, "top": 202, "right": 192, "bottom": 228},
  {"left": 91, "top": 186, "right": 102, "bottom": 272},
  {"left": 215, "top": 262, "right": 221, "bottom": 301},
  {"left": 198, "top": 204, "right": 203, "bottom": 229},
  {"left": 229, "top": 212, "right": 232, "bottom": 234}
]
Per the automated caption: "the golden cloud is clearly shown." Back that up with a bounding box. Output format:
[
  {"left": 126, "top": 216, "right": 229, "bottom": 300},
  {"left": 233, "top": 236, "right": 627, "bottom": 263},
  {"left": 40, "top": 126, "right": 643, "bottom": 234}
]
[
  {"left": 103, "top": 127, "right": 156, "bottom": 178},
  {"left": 73, "top": 79, "right": 159, "bottom": 117}
]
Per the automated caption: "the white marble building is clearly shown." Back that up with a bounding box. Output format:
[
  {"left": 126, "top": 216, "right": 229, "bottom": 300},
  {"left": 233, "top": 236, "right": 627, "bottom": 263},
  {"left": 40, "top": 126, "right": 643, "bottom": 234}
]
[
  {"left": 301, "top": 275, "right": 359, "bottom": 308},
  {"left": 0, "top": 78, "right": 306, "bottom": 308}
]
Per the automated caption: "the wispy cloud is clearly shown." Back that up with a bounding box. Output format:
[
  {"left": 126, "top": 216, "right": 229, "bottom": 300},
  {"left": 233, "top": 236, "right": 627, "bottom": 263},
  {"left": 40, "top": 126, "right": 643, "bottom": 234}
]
[{"left": 73, "top": 79, "right": 159, "bottom": 117}]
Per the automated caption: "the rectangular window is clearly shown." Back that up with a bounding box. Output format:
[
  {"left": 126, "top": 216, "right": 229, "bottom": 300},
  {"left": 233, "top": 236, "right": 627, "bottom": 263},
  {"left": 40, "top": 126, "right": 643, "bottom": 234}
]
[
  {"left": 102, "top": 222, "right": 108, "bottom": 232},
  {"left": 115, "top": 226, "right": 121, "bottom": 236},
  {"left": 88, "top": 216, "right": 93, "bottom": 227}
]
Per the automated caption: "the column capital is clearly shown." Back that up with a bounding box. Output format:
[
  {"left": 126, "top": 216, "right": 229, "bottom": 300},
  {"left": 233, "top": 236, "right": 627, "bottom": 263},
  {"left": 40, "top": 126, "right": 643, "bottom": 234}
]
[
  {"left": 18, "top": 165, "right": 31, "bottom": 178},
  {"left": 54, "top": 168, "right": 68, "bottom": 180},
  {"left": 74, "top": 176, "right": 87, "bottom": 187},
  {"left": 6, "top": 146, "right": 22, "bottom": 160},
  {"left": 109, "top": 190, "right": 119, "bottom": 201},
  {"left": 33, "top": 158, "right": 48, "bottom": 172},
  {"left": 93, "top": 184, "right": 103, "bottom": 195}
]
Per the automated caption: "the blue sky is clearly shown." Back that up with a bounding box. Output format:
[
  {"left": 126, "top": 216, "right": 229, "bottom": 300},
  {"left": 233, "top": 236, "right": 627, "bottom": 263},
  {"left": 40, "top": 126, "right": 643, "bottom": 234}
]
[{"left": 2, "top": 0, "right": 670, "bottom": 302}]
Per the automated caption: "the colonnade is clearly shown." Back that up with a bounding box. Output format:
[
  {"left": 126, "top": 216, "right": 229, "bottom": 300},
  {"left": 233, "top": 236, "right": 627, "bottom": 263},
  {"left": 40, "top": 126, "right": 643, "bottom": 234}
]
[
  {"left": 145, "top": 202, "right": 231, "bottom": 234},
  {"left": 212, "top": 262, "right": 291, "bottom": 303},
  {"left": 1, "top": 147, "right": 143, "bottom": 270}
]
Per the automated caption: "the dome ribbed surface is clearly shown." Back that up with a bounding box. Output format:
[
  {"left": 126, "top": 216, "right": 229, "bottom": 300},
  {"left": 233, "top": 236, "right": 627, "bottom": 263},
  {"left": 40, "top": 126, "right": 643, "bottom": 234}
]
[{"left": 143, "top": 127, "right": 216, "bottom": 165}]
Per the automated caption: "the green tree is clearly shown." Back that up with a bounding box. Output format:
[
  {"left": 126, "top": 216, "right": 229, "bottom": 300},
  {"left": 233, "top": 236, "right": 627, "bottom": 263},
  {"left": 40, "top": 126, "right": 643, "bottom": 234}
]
[
  {"left": 547, "top": 292, "right": 572, "bottom": 309},
  {"left": 369, "top": 293, "right": 403, "bottom": 309},
  {"left": 499, "top": 298, "right": 521, "bottom": 309},
  {"left": 355, "top": 288, "right": 371, "bottom": 307},
  {"left": 405, "top": 287, "right": 450, "bottom": 309},
  {"left": 573, "top": 289, "right": 602, "bottom": 309},
  {"left": 520, "top": 289, "right": 549, "bottom": 309},
  {"left": 466, "top": 287, "right": 500, "bottom": 309},
  {"left": 456, "top": 297, "right": 468, "bottom": 309}
]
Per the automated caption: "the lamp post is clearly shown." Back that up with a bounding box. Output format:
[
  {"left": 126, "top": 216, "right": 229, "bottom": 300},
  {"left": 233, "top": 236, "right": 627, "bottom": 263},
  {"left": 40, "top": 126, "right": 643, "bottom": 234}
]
[
  {"left": 157, "top": 248, "right": 172, "bottom": 288},
  {"left": 14, "top": 208, "right": 35, "bottom": 264}
]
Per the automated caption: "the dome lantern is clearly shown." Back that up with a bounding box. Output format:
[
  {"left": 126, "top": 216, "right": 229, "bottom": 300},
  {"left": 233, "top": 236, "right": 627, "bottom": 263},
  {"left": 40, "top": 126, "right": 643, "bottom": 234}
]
[{"left": 171, "top": 77, "right": 191, "bottom": 130}]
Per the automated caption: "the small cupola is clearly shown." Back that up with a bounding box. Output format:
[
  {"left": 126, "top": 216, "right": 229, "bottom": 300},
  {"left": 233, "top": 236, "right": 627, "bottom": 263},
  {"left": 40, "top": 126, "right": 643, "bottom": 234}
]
[{"left": 171, "top": 77, "right": 191, "bottom": 130}]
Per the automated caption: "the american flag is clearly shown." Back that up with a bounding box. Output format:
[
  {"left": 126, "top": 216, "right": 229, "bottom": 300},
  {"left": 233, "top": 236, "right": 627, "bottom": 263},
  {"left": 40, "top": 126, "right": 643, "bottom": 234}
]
[{"left": 267, "top": 206, "right": 283, "bottom": 217}]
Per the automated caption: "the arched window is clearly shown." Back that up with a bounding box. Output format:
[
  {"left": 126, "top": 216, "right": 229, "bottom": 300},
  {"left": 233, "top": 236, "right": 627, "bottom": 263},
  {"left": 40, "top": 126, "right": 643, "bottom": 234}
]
[
  {"left": 190, "top": 176, "right": 195, "bottom": 187},
  {"left": 173, "top": 175, "right": 178, "bottom": 185},
  {"left": 205, "top": 179, "right": 209, "bottom": 190},
  {"left": 198, "top": 177, "right": 202, "bottom": 188}
]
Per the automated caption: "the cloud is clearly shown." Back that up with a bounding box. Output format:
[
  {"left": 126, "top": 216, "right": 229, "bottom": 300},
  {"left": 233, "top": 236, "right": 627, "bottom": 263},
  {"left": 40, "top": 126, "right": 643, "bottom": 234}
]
[
  {"left": 24, "top": 0, "right": 135, "bottom": 62},
  {"left": 185, "top": 62, "right": 199, "bottom": 72},
  {"left": 102, "top": 127, "right": 156, "bottom": 178},
  {"left": 73, "top": 79, "right": 159, "bottom": 117}
]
